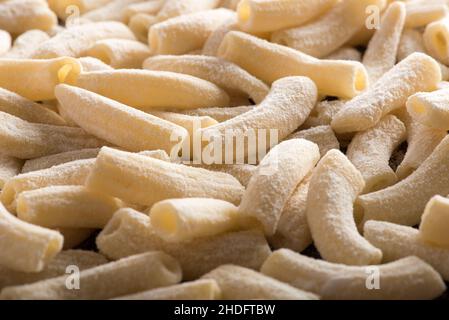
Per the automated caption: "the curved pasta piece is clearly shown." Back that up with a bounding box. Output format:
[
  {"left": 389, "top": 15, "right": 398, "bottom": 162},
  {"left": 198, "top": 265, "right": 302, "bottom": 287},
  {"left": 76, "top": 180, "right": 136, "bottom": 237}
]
[
  {"left": 202, "top": 265, "right": 318, "bottom": 300},
  {"left": 156, "top": 0, "right": 221, "bottom": 21},
  {"left": 0, "top": 30, "right": 11, "bottom": 56},
  {"left": 261, "top": 249, "right": 446, "bottom": 300},
  {"left": 0, "top": 202, "right": 63, "bottom": 273},
  {"left": 218, "top": 31, "right": 368, "bottom": 98},
  {"left": 32, "top": 21, "right": 136, "bottom": 58},
  {"left": 357, "top": 134, "right": 449, "bottom": 226},
  {"left": 236, "top": 0, "right": 337, "bottom": 33},
  {"left": 75, "top": 70, "right": 230, "bottom": 110},
  {"left": 397, "top": 28, "right": 425, "bottom": 61},
  {"left": 331, "top": 53, "right": 441, "bottom": 133},
  {"left": 0, "top": 155, "right": 23, "bottom": 189},
  {"left": 302, "top": 100, "right": 347, "bottom": 129},
  {"left": 362, "top": 2, "right": 406, "bottom": 84},
  {"left": 1, "top": 29, "right": 50, "bottom": 59},
  {"left": 81, "top": 0, "right": 142, "bottom": 22},
  {"left": 420, "top": 195, "right": 449, "bottom": 248},
  {"left": 347, "top": 115, "right": 406, "bottom": 193},
  {"left": 405, "top": 0, "right": 448, "bottom": 29},
  {"left": 58, "top": 227, "right": 96, "bottom": 249},
  {"left": 325, "top": 47, "right": 362, "bottom": 62},
  {"left": 271, "top": 0, "right": 385, "bottom": 58},
  {"left": 115, "top": 279, "right": 221, "bottom": 300},
  {"left": 122, "top": 0, "right": 165, "bottom": 23},
  {"left": 0, "top": 57, "right": 81, "bottom": 101},
  {"left": 307, "top": 149, "right": 382, "bottom": 265},
  {"left": 287, "top": 125, "right": 340, "bottom": 157},
  {"left": 97, "top": 208, "right": 271, "bottom": 280},
  {"left": 364, "top": 220, "right": 449, "bottom": 281},
  {"left": 188, "top": 163, "right": 256, "bottom": 187},
  {"left": 143, "top": 55, "right": 269, "bottom": 103},
  {"left": 86, "top": 147, "right": 244, "bottom": 206},
  {"left": 77, "top": 57, "right": 114, "bottom": 72},
  {"left": 0, "top": 251, "right": 182, "bottom": 300},
  {"left": 407, "top": 88, "right": 449, "bottom": 130},
  {"left": 180, "top": 106, "right": 255, "bottom": 123},
  {"left": 128, "top": 13, "right": 158, "bottom": 42},
  {"left": 84, "top": 39, "right": 150, "bottom": 69},
  {"left": 239, "top": 139, "right": 319, "bottom": 236}
]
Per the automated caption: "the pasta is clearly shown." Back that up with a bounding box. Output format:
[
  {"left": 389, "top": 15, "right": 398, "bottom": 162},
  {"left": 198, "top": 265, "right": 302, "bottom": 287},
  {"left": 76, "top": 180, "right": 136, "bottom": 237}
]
[
  {"left": 239, "top": 139, "right": 319, "bottom": 236},
  {"left": 0, "top": 30, "right": 11, "bottom": 56},
  {"left": 180, "top": 106, "right": 255, "bottom": 123},
  {"left": 405, "top": 0, "right": 448, "bottom": 29},
  {"left": 202, "top": 15, "right": 237, "bottom": 56},
  {"left": 331, "top": 53, "right": 441, "bottom": 133},
  {"left": 364, "top": 220, "right": 449, "bottom": 281},
  {"left": 357, "top": 134, "right": 449, "bottom": 227},
  {"left": 261, "top": 249, "right": 446, "bottom": 300},
  {"left": 218, "top": 31, "right": 368, "bottom": 98},
  {"left": 424, "top": 18, "right": 449, "bottom": 65},
  {"left": 77, "top": 57, "right": 114, "bottom": 72},
  {"left": 156, "top": 0, "right": 221, "bottom": 21},
  {"left": 325, "top": 47, "right": 362, "bottom": 62},
  {"left": 128, "top": 13, "right": 158, "bottom": 43},
  {"left": 0, "top": 155, "right": 23, "bottom": 189},
  {"left": 287, "top": 126, "right": 340, "bottom": 157},
  {"left": 407, "top": 88, "right": 449, "bottom": 130},
  {"left": 420, "top": 195, "right": 449, "bottom": 248},
  {"left": 187, "top": 163, "right": 256, "bottom": 187},
  {"left": 302, "top": 100, "right": 347, "bottom": 129},
  {"left": 47, "top": 0, "right": 113, "bottom": 19},
  {"left": 97, "top": 208, "right": 271, "bottom": 280},
  {"left": 81, "top": 0, "right": 142, "bottom": 22},
  {"left": 122, "top": 0, "right": 165, "bottom": 23},
  {"left": 1, "top": 29, "right": 50, "bottom": 59},
  {"left": 397, "top": 28, "right": 426, "bottom": 61},
  {"left": 0, "top": 251, "right": 182, "bottom": 300}
]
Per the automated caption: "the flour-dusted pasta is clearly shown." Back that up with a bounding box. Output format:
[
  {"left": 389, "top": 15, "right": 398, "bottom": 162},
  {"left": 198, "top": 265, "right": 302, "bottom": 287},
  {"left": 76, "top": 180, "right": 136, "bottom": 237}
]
[
  {"left": 128, "top": 13, "right": 158, "bottom": 42},
  {"left": 97, "top": 208, "right": 271, "bottom": 280},
  {"left": 287, "top": 126, "right": 340, "bottom": 157},
  {"left": 202, "top": 265, "right": 319, "bottom": 300},
  {"left": 405, "top": 0, "right": 448, "bottom": 29},
  {"left": 407, "top": 88, "right": 449, "bottom": 130},
  {"left": 0, "top": 251, "right": 182, "bottom": 300},
  {"left": 218, "top": 31, "right": 368, "bottom": 98},
  {"left": 302, "top": 100, "right": 347, "bottom": 129},
  {"left": 202, "top": 15, "right": 237, "bottom": 56},
  {"left": 271, "top": 0, "right": 385, "bottom": 58},
  {"left": 1, "top": 29, "right": 49, "bottom": 59},
  {"left": 32, "top": 21, "right": 136, "bottom": 58},
  {"left": 332, "top": 53, "right": 441, "bottom": 133},
  {"left": 156, "top": 0, "right": 221, "bottom": 21},
  {"left": 362, "top": 2, "right": 406, "bottom": 84},
  {"left": 81, "top": 0, "right": 142, "bottom": 22},
  {"left": 364, "top": 220, "right": 449, "bottom": 281},
  {"left": 424, "top": 18, "right": 449, "bottom": 66},
  {"left": 77, "top": 57, "right": 114, "bottom": 72},
  {"left": 122, "top": 0, "right": 165, "bottom": 23},
  {"left": 55, "top": 84, "right": 188, "bottom": 153},
  {"left": 143, "top": 55, "right": 269, "bottom": 103},
  {"left": 397, "top": 29, "right": 425, "bottom": 61},
  {"left": 261, "top": 249, "right": 446, "bottom": 300},
  {"left": 188, "top": 163, "right": 256, "bottom": 187},
  {"left": 357, "top": 134, "right": 449, "bottom": 226},
  {"left": 181, "top": 106, "right": 255, "bottom": 123},
  {"left": 149, "top": 9, "right": 235, "bottom": 55},
  {"left": 346, "top": 115, "right": 406, "bottom": 193},
  {"left": 0, "top": 155, "right": 23, "bottom": 189},
  {"left": 325, "top": 47, "right": 362, "bottom": 62},
  {"left": 48, "top": 0, "right": 113, "bottom": 19},
  {"left": 0, "top": 30, "right": 11, "bottom": 56},
  {"left": 420, "top": 195, "right": 449, "bottom": 248}
]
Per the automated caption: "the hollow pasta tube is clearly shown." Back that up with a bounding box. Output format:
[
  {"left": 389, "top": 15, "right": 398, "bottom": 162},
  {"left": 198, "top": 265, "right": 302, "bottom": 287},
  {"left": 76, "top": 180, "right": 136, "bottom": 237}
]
[
  {"left": 420, "top": 195, "right": 449, "bottom": 248},
  {"left": 407, "top": 88, "right": 449, "bottom": 130}
]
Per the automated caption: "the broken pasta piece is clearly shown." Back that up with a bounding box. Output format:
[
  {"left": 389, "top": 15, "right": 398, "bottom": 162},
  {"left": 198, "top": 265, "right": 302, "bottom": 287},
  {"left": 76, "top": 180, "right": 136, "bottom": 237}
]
[{"left": 420, "top": 195, "right": 449, "bottom": 248}]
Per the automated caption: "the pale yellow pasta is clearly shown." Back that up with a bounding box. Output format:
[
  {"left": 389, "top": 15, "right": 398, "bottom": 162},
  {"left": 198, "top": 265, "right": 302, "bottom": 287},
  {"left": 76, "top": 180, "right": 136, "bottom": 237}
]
[
  {"left": 188, "top": 163, "right": 256, "bottom": 187},
  {"left": 397, "top": 28, "right": 426, "bottom": 61},
  {"left": 407, "top": 88, "right": 449, "bottom": 130},
  {"left": 74, "top": 70, "right": 230, "bottom": 110},
  {"left": 239, "top": 139, "right": 319, "bottom": 236},
  {"left": 363, "top": 2, "right": 406, "bottom": 84},
  {"left": 77, "top": 57, "right": 114, "bottom": 72},
  {"left": 81, "top": 0, "right": 142, "bottom": 22},
  {"left": 156, "top": 0, "right": 221, "bottom": 21},
  {"left": 55, "top": 84, "right": 188, "bottom": 153},
  {"left": 1, "top": 29, "right": 50, "bottom": 59},
  {"left": 97, "top": 208, "right": 271, "bottom": 280},
  {"left": 123, "top": 0, "right": 165, "bottom": 23},
  {"left": 0, "top": 250, "right": 107, "bottom": 289},
  {"left": 48, "top": 0, "right": 113, "bottom": 19},
  {"left": 218, "top": 31, "right": 368, "bottom": 98},
  {"left": 302, "top": 100, "right": 347, "bottom": 129},
  {"left": 357, "top": 134, "right": 449, "bottom": 226},
  {"left": 180, "top": 106, "right": 255, "bottom": 123},
  {"left": 0, "top": 57, "right": 81, "bottom": 101},
  {"left": 86, "top": 147, "right": 244, "bottom": 206},
  {"left": 0, "top": 30, "right": 11, "bottom": 56},
  {"left": 0, "top": 251, "right": 182, "bottom": 300},
  {"left": 287, "top": 126, "right": 340, "bottom": 157},
  {"left": 149, "top": 8, "right": 235, "bottom": 55},
  {"left": 202, "top": 265, "right": 319, "bottom": 300},
  {"left": 202, "top": 15, "right": 237, "bottom": 56},
  {"left": 424, "top": 18, "right": 449, "bottom": 65},
  {"left": 364, "top": 220, "right": 449, "bottom": 281},
  {"left": 128, "top": 13, "right": 158, "bottom": 42},
  {"left": 405, "top": 0, "right": 448, "bottom": 29},
  {"left": 420, "top": 195, "right": 449, "bottom": 248},
  {"left": 58, "top": 227, "right": 96, "bottom": 249},
  {"left": 236, "top": 0, "right": 338, "bottom": 33},
  {"left": 115, "top": 279, "right": 221, "bottom": 300},
  {"left": 331, "top": 53, "right": 441, "bottom": 133},
  {"left": 84, "top": 39, "right": 150, "bottom": 69},
  {"left": 261, "top": 249, "right": 446, "bottom": 300},
  {"left": 143, "top": 55, "right": 269, "bottom": 103},
  {"left": 325, "top": 47, "right": 362, "bottom": 62},
  {"left": 271, "top": 0, "right": 386, "bottom": 58},
  {"left": 0, "top": 0, "right": 57, "bottom": 35},
  {"left": 347, "top": 115, "right": 406, "bottom": 193},
  {"left": 0, "top": 155, "right": 23, "bottom": 189},
  {"left": 32, "top": 21, "right": 136, "bottom": 58}
]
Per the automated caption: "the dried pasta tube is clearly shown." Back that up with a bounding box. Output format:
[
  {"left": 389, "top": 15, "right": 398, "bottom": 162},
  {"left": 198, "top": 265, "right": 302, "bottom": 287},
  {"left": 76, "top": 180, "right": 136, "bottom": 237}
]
[
  {"left": 0, "top": 0, "right": 57, "bottom": 35},
  {"left": 123, "top": 0, "right": 165, "bottom": 23},
  {"left": 32, "top": 21, "right": 136, "bottom": 58},
  {"left": 148, "top": 111, "right": 217, "bottom": 137},
  {"left": 47, "top": 0, "right": 113, "bottom": 19},
  {"left": 302, "top": 100, "right": 347, "bottom": 129},
  {"left": 239, "top": 139, "right": 319, "bottom": 236},
  {"left": 156, "top": 0, "right": 221, "bottom": 21},
  {"left": 0, "top": 57, "right": 81, "bottom": 101},
  {"left": 287, "top": 126, "right": 340, "bottom": 157},
  {"left": 420, "top": 195, "right": 449, "bottom": 248},
  {"left": 0, "top": 30, "right": 11, "bottom": 56},
  {"left": 364, "top": 220, "right": 449, "bottom": 281},
  {"left": 218, "top": 31, "right": 368, "bottom": 98},
  {"left": 55, "top": 84, "right": 188, "bottom": 153},
  {"left": 0, "top": 155, "right": 23, "bottom": 189},
  {"left": 86, "top": 147, "right": 244, "bottom": 206},
  {"left": 424, "top": 18, "right": 449, "bottom": 66},
  {"left": 331, "top": 53, "right": 441, "bottom": 133},
  {"left": 58, "top": 228, "right": 95, "bottom": 249},
  {"left": 307, "top": 149, "right": 382, "bottom": 265},
  {"left": 357, "top": 134, "right": 449, "bottom": 226},
  {"left": 188, "top": 163, "right": 256, "bottom": 187},
  {"left": 405, "top": 0, "right": 448, "bottom": 29},
  {"left": 347, "top": 115, "right": 406, "bottom": 193},
  {"left": 397, "top": 29, "right": 426, "bottom": 61},
  {"left": 115, "top": 279, "right": 221, "bottom": 300},
  {"left": 407, "top": 88, "right": 449, "bottom": 130},
  {"left": 143, "top": 55, "right": 269, "bottom": 103},
  {"left": 81, "top": 0, "right": 142, "bottom": 22},
  {"left": 0, "top": 251, "right": 182, "bottom": 300},
  {"left": 261, "top": 249, "right": 446, "bottom": 300},
  {"left": 180, "top": 106, "right": 255, "bottom": 123},
  {"left": 22, "top": 148, "right": 100, "bottom": 173},
  {"left": 271, "top": 0, "right": 385, "bottom": 58},
  {"left": 74, "top": 70, "right": 230, "bottom": 110},
  {"left": 0, "top": 202, "right": 63, "bottom": 273},
  {"left": 128, "top": 13, "right": 158, "bottom": 43},
  {"left": 362, "top": 2, "right": 406, "bottom": 84},
  {"left": 0, "top": 250, "right": 107, "bottom": 289},
  {"left": 1, "top": 30, "right": 50, "bottom": 59},
  {"left": 78, "top": 57, "right": 114, "bottom": 72},
  {"left": 84, "top": 39, "right": 150, "bottom": 69},
  {"left": 149, "top": 9, "right": 235, "bottom": 55},
  {"left": 97, "top": 208, "right": 271, "bottom": 280},
  {"left": 16, "top": 186, "right": 124, "bottom": 229},
  {"left": 202, "top": 265, "right": 319, "bottom": 300},
  {"left": 202, "top": 16, "right": 237, "bottom": 56},
  {"left": 236, "top": 0, "right": 337, "bottom": 33},
  {"left": 325, "top": 47, "right": 362, "bottom": 62}
]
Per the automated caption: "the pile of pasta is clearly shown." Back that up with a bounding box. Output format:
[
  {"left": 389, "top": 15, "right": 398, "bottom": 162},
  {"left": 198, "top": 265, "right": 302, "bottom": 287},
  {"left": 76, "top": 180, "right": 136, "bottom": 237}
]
[{"left": 1, "top": 0, "right": 449, "bottom": 300}]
